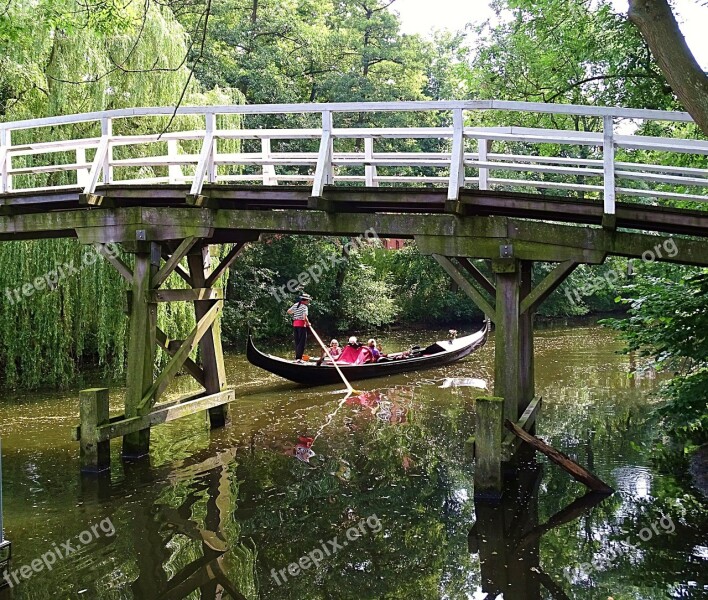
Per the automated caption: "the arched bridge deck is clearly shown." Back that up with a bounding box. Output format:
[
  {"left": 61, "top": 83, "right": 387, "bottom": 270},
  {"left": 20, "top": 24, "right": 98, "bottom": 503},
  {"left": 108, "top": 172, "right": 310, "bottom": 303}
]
[{"left": 2, "top": 101, "right": 706, "bottom": 479}]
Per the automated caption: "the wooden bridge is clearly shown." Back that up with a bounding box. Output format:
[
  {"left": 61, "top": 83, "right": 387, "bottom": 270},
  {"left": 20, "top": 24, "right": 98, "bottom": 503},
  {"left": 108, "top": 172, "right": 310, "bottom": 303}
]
[{"left": 1, "top": 100, "right": 707, "bottom": 487}]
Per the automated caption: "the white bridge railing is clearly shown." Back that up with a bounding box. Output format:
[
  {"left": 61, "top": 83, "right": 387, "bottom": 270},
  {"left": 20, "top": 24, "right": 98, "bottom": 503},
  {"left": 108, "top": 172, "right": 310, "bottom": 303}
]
[{"left": 0, "top": 100, "right": 706, "bottom": 217}]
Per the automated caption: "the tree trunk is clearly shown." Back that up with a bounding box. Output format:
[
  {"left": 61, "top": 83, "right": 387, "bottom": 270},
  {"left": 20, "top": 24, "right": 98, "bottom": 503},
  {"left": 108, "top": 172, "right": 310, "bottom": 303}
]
[{"left": 628, "top": 0, "right": 708, "bottom": 135}]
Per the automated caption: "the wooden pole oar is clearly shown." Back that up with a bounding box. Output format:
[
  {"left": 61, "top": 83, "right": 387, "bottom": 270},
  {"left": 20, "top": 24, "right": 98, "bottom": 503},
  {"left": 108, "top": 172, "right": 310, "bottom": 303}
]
[{"left": 309, "top": 324, "right": 360, "bottom": 395}]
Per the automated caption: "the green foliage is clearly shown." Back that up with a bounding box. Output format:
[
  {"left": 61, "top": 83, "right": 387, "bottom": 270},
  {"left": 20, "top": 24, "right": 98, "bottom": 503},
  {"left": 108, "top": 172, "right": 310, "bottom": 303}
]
[{"left": 603, "top": 272, "right": 708, "bottom": 468}]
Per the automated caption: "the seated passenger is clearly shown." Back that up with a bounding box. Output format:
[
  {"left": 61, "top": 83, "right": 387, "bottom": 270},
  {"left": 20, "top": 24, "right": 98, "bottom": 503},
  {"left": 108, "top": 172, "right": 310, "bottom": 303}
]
[
  {"left": 367, "top": 338, "right": 381, "bottom": 361},
  {"left": 328, "top": 339, "right": 342, "bottom": 358},
  {"left": 347, "top": 336, "right": 361, "bottom": 348},
  {"left": 317, "top": 338, "right": 341, "bottom": 365}
]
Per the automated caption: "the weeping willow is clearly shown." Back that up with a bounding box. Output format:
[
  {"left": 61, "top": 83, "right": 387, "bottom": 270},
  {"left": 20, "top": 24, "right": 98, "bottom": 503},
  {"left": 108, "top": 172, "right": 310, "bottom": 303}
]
[{"left": 0, "top": 1, "right": 244, "bottom": 389}]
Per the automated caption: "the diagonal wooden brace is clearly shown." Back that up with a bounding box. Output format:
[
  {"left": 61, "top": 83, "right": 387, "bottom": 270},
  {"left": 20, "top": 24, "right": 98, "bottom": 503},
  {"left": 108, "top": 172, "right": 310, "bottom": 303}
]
[
  {"left": 139, "top": 300, "right": 221, "bottom": 409},
  {"left": 433, "top": 254, "right": 496, "bottom": 322},
  {"left": 153, "top": 236, "right": 198, "bottom": 288},
  {"left": 520, "top": 260, "right": 578, "bottom": 315},
  {"left": 205, "top": 242, "right": 246, "bottom": 287}
]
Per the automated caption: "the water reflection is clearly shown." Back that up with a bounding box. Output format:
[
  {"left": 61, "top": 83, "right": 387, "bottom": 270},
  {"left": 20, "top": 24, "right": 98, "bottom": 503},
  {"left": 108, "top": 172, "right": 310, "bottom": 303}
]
[
  {"left": 0, "top": 324, "right": 706, "bottom": 599},
  {"left": 470, "top": 460, "right": 609, "bottom": 599}
]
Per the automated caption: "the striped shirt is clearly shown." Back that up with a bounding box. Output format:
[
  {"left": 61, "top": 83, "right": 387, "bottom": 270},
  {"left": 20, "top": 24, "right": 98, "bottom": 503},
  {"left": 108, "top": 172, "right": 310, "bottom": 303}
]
[{"left": 288, "top": 302, "right": 308, "bottom": 321}]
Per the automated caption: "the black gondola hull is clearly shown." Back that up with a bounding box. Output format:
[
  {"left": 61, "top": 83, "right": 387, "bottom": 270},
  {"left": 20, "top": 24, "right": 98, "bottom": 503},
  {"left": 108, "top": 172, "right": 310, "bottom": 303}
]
[{"left": 246, "top": 321, "right": 489, "bottom": 385}]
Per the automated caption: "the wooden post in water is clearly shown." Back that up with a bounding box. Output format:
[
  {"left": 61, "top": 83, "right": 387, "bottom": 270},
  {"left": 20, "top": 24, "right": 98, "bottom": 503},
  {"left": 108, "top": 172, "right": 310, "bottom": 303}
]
[
  {"left": 187, "top": 245, "right": 230, "bottom": 428},
  {"left": 474, "top": 396, "right": 505, "bottom": 499},
  {"left": 493, "top": 258, "right": 522, "bottom": 423},
  {"left": 123, "top": 244, "right": 160, "bottom": 458},
  {"left": 79, "top": 388, "right": 111, "bottom": 473}
]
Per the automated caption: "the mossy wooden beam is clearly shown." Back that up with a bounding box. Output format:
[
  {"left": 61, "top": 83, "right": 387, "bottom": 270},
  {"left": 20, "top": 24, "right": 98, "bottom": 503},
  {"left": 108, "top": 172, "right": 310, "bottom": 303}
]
[
  {"left": 148, "top": 288, "right": 223, "bottom": 302},
  {"left": 493, "top": 259, "right": 521, "bottom": 423},
  {"left": 205, "top": 241, "right": 247, "bottom": 287},
  {"left": 519, "top": 260, "right": 535, "bottom": 412},
  {"left": 79, "top": 388, "right": 110, "bottom": 473},
  {"left": 122, "top": 247, "right": 159, "bottom": 458},
  {"left": 501, "top": 396, "right": 542, "bottom": 461},
  {"left": 88, "top": 390, "right": 235, "bottom": 443}
]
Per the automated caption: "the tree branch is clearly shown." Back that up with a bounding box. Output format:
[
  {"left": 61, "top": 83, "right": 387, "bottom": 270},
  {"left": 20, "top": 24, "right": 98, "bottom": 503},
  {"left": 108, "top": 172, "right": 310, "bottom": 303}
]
[{"left": 628, "top": 0, "right": 708, "bottom": 135}]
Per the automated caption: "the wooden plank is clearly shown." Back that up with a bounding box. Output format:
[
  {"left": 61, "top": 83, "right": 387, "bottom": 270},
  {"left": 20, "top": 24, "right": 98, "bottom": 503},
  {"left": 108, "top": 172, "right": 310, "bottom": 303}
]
[
  {"left": 520, "top": 261, "right": 578, "bottom": 315},
  {"left": 123, "top": 250, "right": 158, "bottom": 458},
  {"left": 433, "top": 255, "right": 496, "bottom": 321},
  {"left": 0, "top": 101, "right": 693, "bottom": 135},
  {"left": 501, "top": 396, "right": 542, "bottom": 460},
  {"left": 205, "top": 242, "right": 246, "bottom": 287},
  {"left": 96, "top": 390, "right": 235, "bottom": 442},
  {"left": 603, "top": 115, "right": 616, "bottom": 218},
  {"left": 364, "top": 137, "right": 378, "bottom": 187},
  {"left": 504, "top": 419, "right": 614, "bottom": 493},
  {"left": 149, "top": 288, "right": 223, "bottom": 302},
  {"left": 477, "top": 138, "right": 491, "bottom": 190},
  {"left": 152, "top": 236, "right": 198, "bottom": 288}
]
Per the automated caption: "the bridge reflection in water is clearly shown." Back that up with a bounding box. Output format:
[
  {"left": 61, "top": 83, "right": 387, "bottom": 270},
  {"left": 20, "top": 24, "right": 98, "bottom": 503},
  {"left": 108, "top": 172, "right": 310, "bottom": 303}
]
[{"left": 469, "top": 459, "right": 608, "bottom": 599}]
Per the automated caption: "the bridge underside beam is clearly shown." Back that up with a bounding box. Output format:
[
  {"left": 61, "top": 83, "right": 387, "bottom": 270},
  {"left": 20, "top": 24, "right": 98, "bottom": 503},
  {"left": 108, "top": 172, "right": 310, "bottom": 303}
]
[
  {"left": 2, "top": 205, "right": 707, "bottom": 265},
  {"left": 2, "top": 185, "right": 708, "bottom": 237}
]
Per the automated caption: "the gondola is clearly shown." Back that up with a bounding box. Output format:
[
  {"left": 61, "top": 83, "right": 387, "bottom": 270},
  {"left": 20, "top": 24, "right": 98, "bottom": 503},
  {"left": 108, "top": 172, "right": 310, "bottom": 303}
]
[{"left": 246, "top": 320, "right": 490, "bottom": 385}]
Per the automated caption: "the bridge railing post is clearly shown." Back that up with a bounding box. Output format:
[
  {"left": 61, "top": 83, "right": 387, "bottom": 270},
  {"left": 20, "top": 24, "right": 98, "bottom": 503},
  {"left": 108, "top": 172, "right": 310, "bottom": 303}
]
[
  {"left": 478, "top": 138, "right": 492, "bottom": 190},
  {"left": 101, "top": 117, "right": 113, "bottom": 185},
  {"left": 76, "top": 146, "right": 89, "bottom": 188},
  {"left": 364, "top": 136, "right": 378, "bottom": 187},
  {"left": 206, "top": 112, "right": 217, "bottom": 183},
  {"left": 167, "top": 139, "right": 184, "bottom": 184},
  {"left": 0, "top": 128, "right": 11, "bottom": 193},
  {"left": 312, "top": 110, "right": 333, "bottom": 197},
  {"left": 261, "top": 138, "right": 278, "bottom": 185},
  {"left": 602, "top": 114, "right": 616, "bottom": 228},
  {"left": 447, "top": 108, "right": 465, "bottom": 202}
]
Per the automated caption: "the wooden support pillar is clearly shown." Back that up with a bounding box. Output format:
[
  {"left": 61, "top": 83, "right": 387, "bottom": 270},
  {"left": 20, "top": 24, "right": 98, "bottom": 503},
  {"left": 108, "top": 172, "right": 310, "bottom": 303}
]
[
  {"left": 519, "top": 260, "right": 535, "bottom": 413},
  {"left": 123, "top": 245, "right": 159, "bottom": 458},
  {"left": 493, "top": 258, "right": 521, "bottom": 423},
  {"left": 474, "top": 396, "right": 505, "bottom": 499},
  {"left": 79, "top": 388, "right": 111, "bottom": 473},
  {"left": 188, "top": 246, "right": 230, "bottom": 428}
]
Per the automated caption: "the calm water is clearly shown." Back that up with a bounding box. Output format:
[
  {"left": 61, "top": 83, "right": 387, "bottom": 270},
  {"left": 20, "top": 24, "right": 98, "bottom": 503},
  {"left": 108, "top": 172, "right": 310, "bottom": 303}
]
[{"left": 0, "top": 323, "right": 706, "bottom": 599}]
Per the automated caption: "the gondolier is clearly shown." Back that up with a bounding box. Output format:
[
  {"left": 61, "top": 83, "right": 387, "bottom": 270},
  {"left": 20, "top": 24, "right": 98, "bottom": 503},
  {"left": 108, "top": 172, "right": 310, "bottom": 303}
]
[{"left": 287, "top": 293, "right": 311, "bottom": 362}]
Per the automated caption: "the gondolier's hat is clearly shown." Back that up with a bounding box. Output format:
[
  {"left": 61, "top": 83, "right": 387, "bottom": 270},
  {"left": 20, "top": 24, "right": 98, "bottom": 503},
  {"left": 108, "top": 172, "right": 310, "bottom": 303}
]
[{"left": 299, "top": 293, "right": 312, "bottom": 301}]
